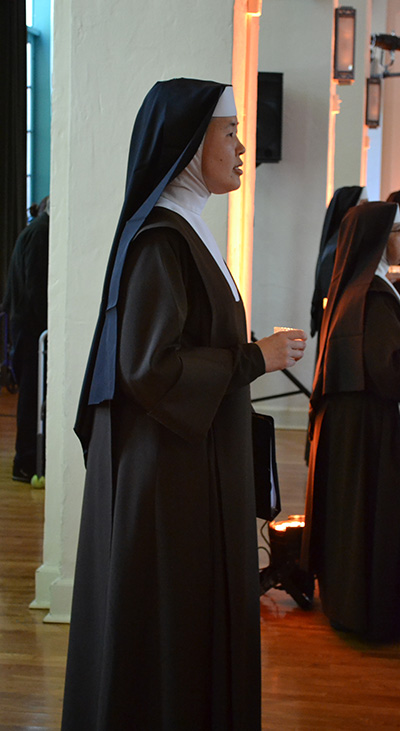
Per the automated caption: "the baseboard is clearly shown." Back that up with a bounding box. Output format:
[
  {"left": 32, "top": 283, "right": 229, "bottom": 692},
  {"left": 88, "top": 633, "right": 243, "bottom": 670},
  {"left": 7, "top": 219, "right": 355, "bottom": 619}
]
[
  {"left": 254, "top": 403, "right": 308, "bottom": 430},
  {"left": 43, "top": 612, "right": 71, "bottom": 624},
  {"left": 42, "top": 576, "right": 73, "bottom": 623},
  {"left": 29, "top": 562, "right": 60, "bottom": 610}
]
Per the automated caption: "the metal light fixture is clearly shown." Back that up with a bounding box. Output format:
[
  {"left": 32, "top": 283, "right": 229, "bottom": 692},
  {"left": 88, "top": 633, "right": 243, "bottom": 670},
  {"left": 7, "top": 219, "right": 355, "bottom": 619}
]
[
  {"left": 370, "top": 32, "right": 400, "bottom": 79},
  {"left": 364, "top": 32, "right": 400, "bottom": 130},
  {"left": 365, "top": 77, "right": 382, "bottom": 128},
  {"left": 371, "top": 32, "right": 400, "bottom": 56},
  {"left": 333, "top": 6, "right": 356, "bottom": 84}
]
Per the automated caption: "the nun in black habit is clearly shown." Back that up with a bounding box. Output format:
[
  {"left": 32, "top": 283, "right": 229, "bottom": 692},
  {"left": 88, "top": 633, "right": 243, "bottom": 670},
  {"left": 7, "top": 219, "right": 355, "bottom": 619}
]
[
  {"left": 61, "top": 78, "right": 307, "bottom": 731},
  {"left": 305, "top": 187, "right": 367, "bottom": 463},
  {"left": 387, "top": 190, "right": 400, "bottom": 204},
  {"left": 302, "top": 201, "right": 400, "bottom": 642},
  {"left": 310, "top": 185, "right": 367, "bottom": 342}
]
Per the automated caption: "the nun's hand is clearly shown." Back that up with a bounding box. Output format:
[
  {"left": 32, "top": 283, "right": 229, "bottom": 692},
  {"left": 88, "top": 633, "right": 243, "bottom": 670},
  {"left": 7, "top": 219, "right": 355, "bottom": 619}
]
[{"left": 255, "top": 330, "right": 307, "bottom": 373}]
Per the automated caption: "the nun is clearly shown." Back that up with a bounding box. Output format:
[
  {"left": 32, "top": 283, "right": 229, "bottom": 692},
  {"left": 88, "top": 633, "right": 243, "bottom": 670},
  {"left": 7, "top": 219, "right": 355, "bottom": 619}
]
[
  {"left": 310, "top": 185, "right": 368, "bottom": 342},
  {"left": 302, "top": 201, "right": 400, "bottom": 642},
  {"left": 387, "top": 190, "right": 400, "bottom": 204},
  {"left": 61, "top": 78, "right": 306, "bottom": 730}
]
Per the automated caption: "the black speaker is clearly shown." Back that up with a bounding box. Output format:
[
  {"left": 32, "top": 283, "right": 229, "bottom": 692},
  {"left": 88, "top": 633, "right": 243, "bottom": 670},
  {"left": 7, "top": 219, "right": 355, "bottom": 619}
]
[{"left": 256, "top": 72, "right": 283, "bottom": 165}]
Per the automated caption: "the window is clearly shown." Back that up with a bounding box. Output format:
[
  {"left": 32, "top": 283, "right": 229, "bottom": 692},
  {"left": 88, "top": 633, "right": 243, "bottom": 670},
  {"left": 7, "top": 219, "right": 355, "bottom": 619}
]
[
  {"left": 26, "top": 0, "right": 33, "bottom": 27},
  {"left": 26, "top": 37, "right": 33, "bottom": 214},
  {"left": 25, "top": 0, "right": 51, "bottom": 216}
]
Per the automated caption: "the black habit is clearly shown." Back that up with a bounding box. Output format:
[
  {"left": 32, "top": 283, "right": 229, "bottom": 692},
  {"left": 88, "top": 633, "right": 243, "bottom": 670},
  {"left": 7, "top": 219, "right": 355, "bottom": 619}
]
[
  {"left": 62, "top": 79, "right": 265, "bottom": 730},
  {"left": 62, "top": 209, "right": 265, "bottom": 730},
  {"left": 3, "top": 211, "right": 49, "bottom": 475},
  {"left": 387, "top": 190, "right": 400, "bottom": 204},
  {"left": 302, "top": 201, "right": 400, "bottom": 642}
]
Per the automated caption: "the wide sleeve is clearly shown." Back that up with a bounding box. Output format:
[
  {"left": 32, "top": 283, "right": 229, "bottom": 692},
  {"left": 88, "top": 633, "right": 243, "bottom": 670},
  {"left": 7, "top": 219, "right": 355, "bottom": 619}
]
[
  {"left": 117, "top": 229, "right": 265, "bottom": 443},
  {"left": 363, "top": 288, "right": 400, "bottom": 401}
]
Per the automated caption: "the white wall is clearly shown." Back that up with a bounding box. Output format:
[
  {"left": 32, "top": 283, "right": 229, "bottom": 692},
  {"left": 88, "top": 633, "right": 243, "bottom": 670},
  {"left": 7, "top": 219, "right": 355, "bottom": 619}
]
[
  {"left": 251, "top": 0, "right": 334, "bottom": 428},
  {"left": 37, "top": 0, "right": 235, "bottom": 622},
  {"left": 250, "top": 0, "right": 375, "bottom": 428}
]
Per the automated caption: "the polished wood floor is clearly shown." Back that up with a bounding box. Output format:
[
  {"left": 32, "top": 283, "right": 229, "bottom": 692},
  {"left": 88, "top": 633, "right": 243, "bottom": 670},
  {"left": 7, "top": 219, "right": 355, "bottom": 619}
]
[
  {"left": 1, "top": 388, "right": 400, "bottom": 730},
  {"left": 0, "top": 389, "right": 68, "bottom": 730},
  {"left": 261, "top": 431, "right": 400, "bottom": 730}
]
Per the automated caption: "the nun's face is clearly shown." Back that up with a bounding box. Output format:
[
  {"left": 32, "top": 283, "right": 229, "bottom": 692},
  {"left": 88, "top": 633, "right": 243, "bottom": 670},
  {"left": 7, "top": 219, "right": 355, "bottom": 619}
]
[
  {"left": 387, "top": 228, "right": 400, "bottom": 265},
  {"left": 202, "top": 116, "right": 245, "bottom": 194}
]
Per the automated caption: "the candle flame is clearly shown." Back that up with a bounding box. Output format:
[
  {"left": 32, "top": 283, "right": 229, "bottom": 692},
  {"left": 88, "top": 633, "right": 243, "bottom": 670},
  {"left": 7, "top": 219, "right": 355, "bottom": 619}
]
[{"left": 270, "top": 515, "right": 305, "bottom": 532}]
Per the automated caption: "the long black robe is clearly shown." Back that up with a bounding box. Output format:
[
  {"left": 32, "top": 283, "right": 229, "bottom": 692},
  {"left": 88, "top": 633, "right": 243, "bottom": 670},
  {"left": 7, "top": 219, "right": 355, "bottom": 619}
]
[
  {"left": 3, "top": 211, "right": 49, "bottom": 335},
  {"left": 3, "top": 212, "right": 49, "bottom": 473},
  {"left": 303, "top": 275, "right": 400, "bottom": 641},
  {"left": 62, "top": 208, "right": 265, "bottom": 730}
]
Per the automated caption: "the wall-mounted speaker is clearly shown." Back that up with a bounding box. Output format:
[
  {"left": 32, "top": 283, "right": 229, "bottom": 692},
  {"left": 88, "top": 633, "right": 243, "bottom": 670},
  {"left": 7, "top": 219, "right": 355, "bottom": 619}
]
[{"left": 256, "top": 72, "right": 283, "bottom": 165}]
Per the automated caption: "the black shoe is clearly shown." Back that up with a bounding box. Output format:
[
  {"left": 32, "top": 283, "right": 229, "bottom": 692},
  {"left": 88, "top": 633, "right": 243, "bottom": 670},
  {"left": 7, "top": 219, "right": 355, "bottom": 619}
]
[
  {"left": 330, "top": 619, "right": 352, "bottom": 633},
  {"left": 12, "top": 466, "right": 33, "bottom": 484}
]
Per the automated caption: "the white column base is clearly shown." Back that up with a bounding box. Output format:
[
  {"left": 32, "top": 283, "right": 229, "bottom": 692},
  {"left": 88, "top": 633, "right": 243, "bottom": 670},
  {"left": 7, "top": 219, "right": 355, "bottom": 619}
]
[
  {"left": 42, "top": 576, "right": 74, "bottom": 623},
  {"left": 29, "top": 562, "right": 60, "bottom": 610}
]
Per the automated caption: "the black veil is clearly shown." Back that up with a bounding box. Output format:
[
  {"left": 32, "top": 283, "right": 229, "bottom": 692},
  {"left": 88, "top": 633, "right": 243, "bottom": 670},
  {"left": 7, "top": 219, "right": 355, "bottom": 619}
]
[{"left": 75, "top": 78, "right": 228, "bottom": 451}]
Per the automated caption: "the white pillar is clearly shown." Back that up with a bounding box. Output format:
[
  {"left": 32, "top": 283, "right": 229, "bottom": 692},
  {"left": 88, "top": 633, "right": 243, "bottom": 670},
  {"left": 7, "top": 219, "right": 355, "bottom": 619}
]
[
  {"left": 33, "top": 0, "right": 235, "bottom": 623},
  {"left": 228, "top": 0, "right": 263, "bottom": 332}
]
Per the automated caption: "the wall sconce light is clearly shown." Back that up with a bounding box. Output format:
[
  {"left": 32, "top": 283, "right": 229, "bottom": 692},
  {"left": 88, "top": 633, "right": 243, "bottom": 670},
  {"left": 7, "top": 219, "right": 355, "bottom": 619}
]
[
  {"left": 247, "top": 0, "right": 262, "bottom": 16},
  {"left": 365, "top": 77, "right": 382, "bottom": 128},
  {"left": 333, "top": 6, "right": 356, "bottom": 84}
]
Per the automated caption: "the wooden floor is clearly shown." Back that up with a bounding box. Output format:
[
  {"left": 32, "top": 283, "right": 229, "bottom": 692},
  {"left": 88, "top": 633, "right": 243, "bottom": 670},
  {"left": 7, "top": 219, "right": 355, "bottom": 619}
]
[
  {"left": 1, "top": 388, "right": 400, "bottom": 730},
  {"left": 0, "top": 389, "right": 68, "bottom": 730}
]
